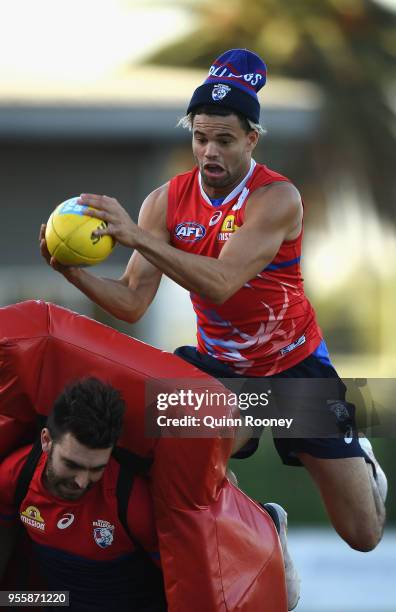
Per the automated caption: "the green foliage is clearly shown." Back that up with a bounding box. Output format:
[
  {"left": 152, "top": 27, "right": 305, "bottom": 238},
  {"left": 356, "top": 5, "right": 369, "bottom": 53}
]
[
  {"left": 148, "top": 0, "right": 396, "bottom": 84},
  {"left": 145, "top": 0, "right": 396, "bottom": 222}
]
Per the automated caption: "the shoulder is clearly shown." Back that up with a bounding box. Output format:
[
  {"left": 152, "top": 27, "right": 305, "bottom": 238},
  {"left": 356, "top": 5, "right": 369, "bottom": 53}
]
[
  {"left": 0, "top": 445, "right": 33, "bottom": 480},
  {"left": 106, "top": 457, "right": 157, "bottom": 546},
  {"left": 127, "top": 474, "right": 152, "bottom": 509},
  {"left": 256, "top": 180, "right": 302, "bottom": 206},
  {"left": 169, "top": 167, "right": 198, "bottom": 186},
  {"left": 242, "top": 181, "right": 303, "bottom": 241},
  {"left": 93, "top": 458, "right": 158, "bottom": 553},
  {"left": 140, "top": 166, "right": 197, "bottom": 209},
  {"left": 138, "top": 168, "right": 197, "bottom": 233},
  {"left": 140, "top": 182, "right": 169, "bottom": 214},
  {"left": 246, "top": 181, "right": 302, "bottom": 224},
  {"left": 104, "top": 456, "right": 152, "bottom": 504},
  {"left": 253, "top": 162, "right": 291, "bottom": 184},
  {"left": 126, "top": 475, "right": 158, "bottom": 552},
  {"left": 137, "top": 182, "right": 170, "bottom": 235}
]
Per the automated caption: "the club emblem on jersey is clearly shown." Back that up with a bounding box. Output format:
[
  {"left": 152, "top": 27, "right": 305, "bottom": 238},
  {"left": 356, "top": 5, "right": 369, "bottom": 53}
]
[
  {"left": 212, "top": 84, "right": 231, "bottom": 101},
  {"left": 93, "top": 519, "right": 115, "bottom": 548},
  {"left": 327, "top": 400, "right": 350, "bottom": 423},
  {"left": 21, "top": 505, "right": 46, "bottom": 531},
  {"left": 209, "top": 211, "right": 223, "bottom": 226},
  {"left": 175, "top": 222, "right": 206, "bottom": 242}
]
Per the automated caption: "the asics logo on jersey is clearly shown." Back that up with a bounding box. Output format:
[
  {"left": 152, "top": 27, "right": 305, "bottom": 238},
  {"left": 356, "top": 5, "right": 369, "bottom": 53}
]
[
  {"left": 175, "top": 222, "right": 206, "bottom": 242},
  {"left": 57, "top": 513, "right": 75, "bottom": 529},
  {"left": 209, "top": 211, "right": 223, "bottom": 226}
]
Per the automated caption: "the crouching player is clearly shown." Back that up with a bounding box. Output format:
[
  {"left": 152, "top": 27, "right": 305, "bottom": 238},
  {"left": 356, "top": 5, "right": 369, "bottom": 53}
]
[{"left": 0, "top": 378, "right": 166, "bottom": 611}]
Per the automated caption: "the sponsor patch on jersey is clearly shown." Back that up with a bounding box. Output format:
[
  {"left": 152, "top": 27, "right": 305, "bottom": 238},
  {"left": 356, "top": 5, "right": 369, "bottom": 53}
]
[
  {"left": 217, "top": 215, "right": 239, "bottom": 242},
  {"left": 57, "top": 513, "right": 75, "bottom": 529},
  {"left": 175, "top": 221, "right": 206, "bottom": 242},
  {"left": 21, "top": 505, "right": 45, "bottom": 531},
  {"left": 93, "top": 519, "right": 114, "bottom": 548},
  {"left": 212, "top": 84, "right": 231, "bottom": 101},
  {"left": 279, "top": 334, "right": 306, "bottom": 356},
  {"left": 209, "top": 211, "right": 223, "bottom": 226}
]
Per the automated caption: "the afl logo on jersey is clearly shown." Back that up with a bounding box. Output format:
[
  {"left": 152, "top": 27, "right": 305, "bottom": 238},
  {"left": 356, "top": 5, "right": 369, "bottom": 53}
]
[{"left": 175, "top": 222, "right": 206, "bottom": 242}]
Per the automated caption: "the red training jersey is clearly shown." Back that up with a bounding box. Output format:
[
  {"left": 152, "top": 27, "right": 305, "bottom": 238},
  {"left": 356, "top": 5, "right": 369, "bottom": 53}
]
[
  {"left": 167, "top": 162, "right": 322, "bottom": 376},
  {"left": 0, "top": 445, "right": 162, "bottom": 609}
]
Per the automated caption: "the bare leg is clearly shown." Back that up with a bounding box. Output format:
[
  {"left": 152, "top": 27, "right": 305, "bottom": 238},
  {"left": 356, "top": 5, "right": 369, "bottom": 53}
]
[{"left": 297, "top": 453, "right": 386, "bottom": 551}]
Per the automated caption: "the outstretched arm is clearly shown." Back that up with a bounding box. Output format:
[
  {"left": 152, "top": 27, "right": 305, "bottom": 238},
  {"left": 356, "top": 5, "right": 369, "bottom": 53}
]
[{"left": 80, "top": 181, "right": 303, "bottom": 304}]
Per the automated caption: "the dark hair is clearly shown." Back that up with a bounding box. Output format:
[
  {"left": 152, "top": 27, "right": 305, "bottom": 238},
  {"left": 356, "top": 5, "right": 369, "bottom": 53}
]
[
  {"left": 191, "top": 104, "right": 253, "bottom": 134},
  {"left": 46, "top": 377, "right": 125, "bottom": 448}
]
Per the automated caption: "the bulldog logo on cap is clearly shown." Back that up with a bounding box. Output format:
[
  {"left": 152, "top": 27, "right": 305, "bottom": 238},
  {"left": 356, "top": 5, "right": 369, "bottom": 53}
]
[
  {"left": 186, "top": 49, "right": 267, "bottom": 124},
  {"left": 212, "top": 84, "right": 231, "bottom": 101}
]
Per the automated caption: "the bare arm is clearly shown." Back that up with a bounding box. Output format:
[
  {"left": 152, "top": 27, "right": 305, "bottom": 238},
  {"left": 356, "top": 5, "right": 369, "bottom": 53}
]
[
  {"left": 40, "top": 185, "right": 169, "bottom": 323},
  {"left": 80, "top": 181, "right": 303, "bottom": 304}
]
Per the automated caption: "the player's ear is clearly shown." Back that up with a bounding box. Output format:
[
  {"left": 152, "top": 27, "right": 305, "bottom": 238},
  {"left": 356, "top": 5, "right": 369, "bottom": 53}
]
[
  {"left": 246, "top": 129, "right": 259, "bottom": 152},
  {"left": 41, "top": 427, "right": 53, "bottom": 453}
]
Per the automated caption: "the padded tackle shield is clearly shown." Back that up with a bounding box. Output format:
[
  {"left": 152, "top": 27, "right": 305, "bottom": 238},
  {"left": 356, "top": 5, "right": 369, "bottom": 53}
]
[{"left": 0, "top": 300, "right": 287, "bottom": 611}]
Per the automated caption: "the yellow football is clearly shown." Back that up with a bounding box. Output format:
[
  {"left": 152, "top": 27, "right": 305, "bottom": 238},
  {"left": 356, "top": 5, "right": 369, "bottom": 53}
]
[{"left": 45, "top": 197, "right": 115, "bottom": 266}]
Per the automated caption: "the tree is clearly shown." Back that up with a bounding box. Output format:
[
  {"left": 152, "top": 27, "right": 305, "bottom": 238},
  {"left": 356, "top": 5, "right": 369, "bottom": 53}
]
[{"left": 146, "top": 0, "right": 396, "bottom": 222}]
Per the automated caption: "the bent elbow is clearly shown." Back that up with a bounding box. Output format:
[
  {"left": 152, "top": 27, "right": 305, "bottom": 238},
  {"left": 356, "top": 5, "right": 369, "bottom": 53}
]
[
  {"left": 113, "top": 300, "right": 145, "bottom": 324},
  {"left": 120, "top": 308, "right": 144, "bottom": 324},
  {"left": 210, "top": 292, "right": 229, "bottom": 305},
  {"left": 120, "top": 313, "right": 138, "bottom": 324},
  {"left": 205, "top": 283, "right": 235, "bottom": 305}
]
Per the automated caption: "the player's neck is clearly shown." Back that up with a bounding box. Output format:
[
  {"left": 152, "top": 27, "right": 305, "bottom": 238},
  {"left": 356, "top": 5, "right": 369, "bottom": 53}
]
[
  {"left": 42, "top": 469, "right": 57, "bottom": 498},
  {"left": 199, "top": 159, "right": 256, "bottom": 204}
]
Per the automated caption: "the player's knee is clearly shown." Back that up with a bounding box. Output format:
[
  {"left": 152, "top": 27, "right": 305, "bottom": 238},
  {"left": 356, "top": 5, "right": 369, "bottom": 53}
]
[{"left": 344, "top": 524, "right": 382, "bottom": 552}]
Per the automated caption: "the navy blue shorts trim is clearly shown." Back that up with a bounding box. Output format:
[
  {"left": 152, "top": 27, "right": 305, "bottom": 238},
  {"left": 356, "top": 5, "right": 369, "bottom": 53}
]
[{"left": 174, "top": 345, "right": 369, "bottom": 467}]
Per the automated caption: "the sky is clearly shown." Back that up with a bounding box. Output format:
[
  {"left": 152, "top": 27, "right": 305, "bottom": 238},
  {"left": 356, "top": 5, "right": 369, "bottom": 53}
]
[
  {"left": 0, "top": 0, "right": 192, "bottom": 85},
  {"left": 376, "top": 0, "right": 396, "bottom": 9},
  {"left": 1, "top": 0, "right": 395, "bottom": 87}
]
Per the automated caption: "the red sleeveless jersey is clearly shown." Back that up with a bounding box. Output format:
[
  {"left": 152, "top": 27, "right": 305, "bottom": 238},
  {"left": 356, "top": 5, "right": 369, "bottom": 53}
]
[
  {"left": 167, "top": 162, "right": 322, "bottom": 375},
  {"left": 0, "top": 445, "right": 159, "bottom": 559},
  {"left": 0, "top": 446, "right": 161, "bottom": 607}
]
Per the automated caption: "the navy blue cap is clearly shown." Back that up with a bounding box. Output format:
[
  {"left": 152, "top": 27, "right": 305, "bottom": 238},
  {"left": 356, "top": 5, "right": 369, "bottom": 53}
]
[{"left": 187, "top": 49, "right": 267, "bottom": 123}]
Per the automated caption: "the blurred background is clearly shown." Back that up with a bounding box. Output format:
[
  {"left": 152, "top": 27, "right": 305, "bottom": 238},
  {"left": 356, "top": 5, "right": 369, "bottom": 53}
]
[{"left": 0, "top": 0, "right": 395, "bottom": 609}]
